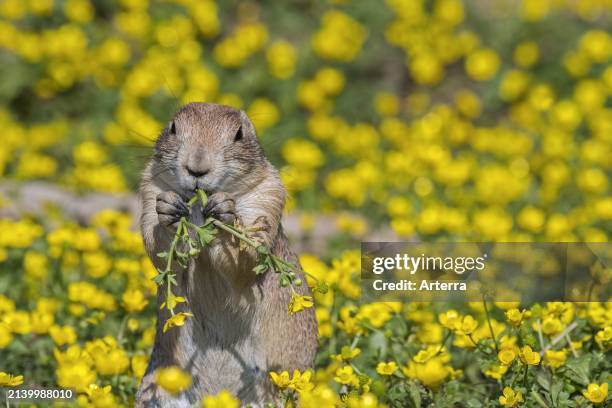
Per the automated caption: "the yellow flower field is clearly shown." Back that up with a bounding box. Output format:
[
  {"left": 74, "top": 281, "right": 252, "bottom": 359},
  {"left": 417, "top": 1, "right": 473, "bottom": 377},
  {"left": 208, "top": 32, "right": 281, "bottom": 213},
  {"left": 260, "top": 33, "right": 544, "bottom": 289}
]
[{"left": 0, "top": 0, "right": 610, "bottom": 406}]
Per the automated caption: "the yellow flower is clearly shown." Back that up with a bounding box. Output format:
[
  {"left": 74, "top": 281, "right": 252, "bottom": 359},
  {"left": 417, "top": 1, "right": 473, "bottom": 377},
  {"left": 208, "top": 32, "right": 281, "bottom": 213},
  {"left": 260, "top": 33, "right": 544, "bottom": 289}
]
[
  {"left": 517, "top": 207, "right": 545, "bottom": 233},
  {"left": 30, "top": 311, "right": 54, "bottom": 334},
  {"left": 155, "top": 366, "right": 192, "bottom": 395},
  {"left": 162, "top": 312, "right": 194, "bottom": 333},
  {"left": 315, "top": 67, "right": 345, "bottom": 95},
  {"left": 519, "top": 345, "right": 540, "bottom": 365},
  {"left": 288, "top": 369, "right": 314, "bottom": 392},
  {"left": 580, "top": 30, "right": 612, "bottom": 63},
  {"left": 0, "top": 324, "right": 13, "bottom": 348},
  {"left": 311, "top": 10, "right": 366, "bottom": 62},
  {"left": 540, "top": 316, "right": 564, "bottom": 336},
  {"left": 499, "top": 387, "right": 523, "bottom": 407},
  {"left": 202, "top": 390, "right": 240, "bottom": 408},
  {"left": 409, "top": 53, "right": 444, "bottom": 85},
  {"left": 282, "top": 139, "right": 324, "bottom": 170},
  {"left": 513, "top": 41, "right": 539, "bottom": 68},
  {"left": 402, "top": 358, "right": 451, "bottom": 390},
  {"left": 455, "top": 315, "right": 478, "bottom": 335},
  {"left": 543, "top": 350, "right": 567, "bottom": 369},
  {"left": 582, "top": 383, "right": 608, "bottom": 404},
  {"left": 82, "top": 251, "right": 112, "bottom": 278},
  {"left": 454, "top": 89, "right": 482, "bottom": 119},
  {"left": 334, "top": 365, "right": 359, "bottom": 387},
  {"left": 84, "top": 384, "right": 117, "bottom": 407},
  {"left": 246, "top": 98, "right": 279, "bottom": 133},
  {"left": 288, "top": 293, "right": 314, "bottom": 315},
  {"left": 54, "top": 345, "right": 96, "bottom": 383},
  {"left": 266, "top": 40, "right": 296, "bottom": 79},
  {"left": 127, "top": 318, "right": 139, "bottom": 332},
  {"left": 121, "top": 289, "right": 149, "bottom": 313},
  {"left": 85, "top": 337, "right": 129, "bottom": 376},
  {"left": 131, "top": 354, "right": 148, "bottom": 379},
  {"left": 438, "top": 310, "right": 460, "bottom": 330},
  {"left": 374, "top": 92, "right": 399, "bottom": 117},
  {"left": 64, "top": 0, "right": 94, "bottom": 24},
  {"left": 376, "top": 361, "right": 398, "bottom": 376},
  {"left": 498, "top": 347, "right": 517, "bottom": 366},
  {"left": 595, "top": 327, "right": 611, "bottom": 348},
  {"left": 465, "top": 48, "right": 500, "bottom": 81},
  {"left": 413, "top": 345, "right": 441, "bottom": 363},
  {"left": 269, "top": 370, "right": 291, "bottom": 389},
  {"left": 49, "top": 325, "right": 77, "bottom": 346},
  {"left": 434, "top": 0, "right": 464, "bottom": 26},
  {"left": 484, "top": 364, "right": 508, "bottom": 380},
  {"left": 505, "top": 309, "right": 525, "bottom": 327},
  {"left": 160, "top": 294, "right": 186, "bottom": 310},
  {"left": 23, "top": 251, "right": 47, "bottom": 279},
  {"left": 0, "top": 372, "right": 23, "bottom": 387},
  {"left": 332, "top": 346, "right": 361, "bottom": 362}
]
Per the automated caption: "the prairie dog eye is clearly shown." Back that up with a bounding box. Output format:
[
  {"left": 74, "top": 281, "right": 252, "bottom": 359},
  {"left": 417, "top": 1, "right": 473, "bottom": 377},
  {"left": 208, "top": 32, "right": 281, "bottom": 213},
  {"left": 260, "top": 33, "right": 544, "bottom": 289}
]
[
  {"left": 170, "top": 121, "right": 176, "bottom": 135},
  {"left": 234, "top": 125, "right": 243, "bottom": 142}
]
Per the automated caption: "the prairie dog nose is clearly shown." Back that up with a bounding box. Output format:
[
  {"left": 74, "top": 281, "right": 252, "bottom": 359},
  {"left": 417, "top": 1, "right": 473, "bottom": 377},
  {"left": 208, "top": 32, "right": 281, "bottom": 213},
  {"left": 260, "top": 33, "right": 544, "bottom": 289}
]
[
  {"left": 185, "top": 165, "right": 209, "bottom": 178},
  {"left": 184, "top": 150, "right": 210, "bottom": 178}
]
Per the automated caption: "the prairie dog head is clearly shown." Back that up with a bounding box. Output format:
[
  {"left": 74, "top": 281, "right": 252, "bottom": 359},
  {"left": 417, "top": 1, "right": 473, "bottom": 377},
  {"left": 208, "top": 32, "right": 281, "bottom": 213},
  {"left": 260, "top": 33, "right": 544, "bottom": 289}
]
[{"left": 153, "top": 102, "right": 267, "bottom": 196}]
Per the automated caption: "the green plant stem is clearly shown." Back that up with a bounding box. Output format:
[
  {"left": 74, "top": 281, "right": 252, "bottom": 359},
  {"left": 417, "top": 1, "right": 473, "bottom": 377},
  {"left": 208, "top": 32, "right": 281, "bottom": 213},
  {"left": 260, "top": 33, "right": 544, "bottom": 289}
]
[
  {"left": 434, "top": 329, "right": 452, "bottom": 356},
  {"left": 210, "top": 219, "right": 262, "bottom": 249},
  {"left": 116, "top": 314, "right": 129, "bottom": 342},
  {"left": 482, "top": 295, "right": 499, "bottom": 354},
  {"left": 164, "top": 219, "right": 185, "bottom": 316},
  {"left": 531, "top": 391, "right": 551, "bottom": 408}
]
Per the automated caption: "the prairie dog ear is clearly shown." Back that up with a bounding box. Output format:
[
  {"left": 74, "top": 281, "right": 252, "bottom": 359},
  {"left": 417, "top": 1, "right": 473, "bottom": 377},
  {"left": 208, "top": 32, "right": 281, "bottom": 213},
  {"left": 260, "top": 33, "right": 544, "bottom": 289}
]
[{"left": 238, "top": 110, "right": 257, "bottom": 139}]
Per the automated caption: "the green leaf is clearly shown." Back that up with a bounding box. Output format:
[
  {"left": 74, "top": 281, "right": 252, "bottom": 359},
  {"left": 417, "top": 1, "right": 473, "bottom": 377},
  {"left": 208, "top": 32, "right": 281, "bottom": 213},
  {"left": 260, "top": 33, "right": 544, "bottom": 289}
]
[
  {"left": 564, "top": 354, "right": 591, "bottom": 385},
  {"left": 253, "top": 263, "right": 268, "bottom": 275},
  {"left": 197, "top": 225, "right": 217, "bottom": 246},
  {"left": 407, "top": 381, "right": 422, "bottom": 408},
  {"left": 551, "top": 380, "right": 563, "bottom": 404},
  {"left": 537, "top": 369, "right": 552, "bottom": 392}
]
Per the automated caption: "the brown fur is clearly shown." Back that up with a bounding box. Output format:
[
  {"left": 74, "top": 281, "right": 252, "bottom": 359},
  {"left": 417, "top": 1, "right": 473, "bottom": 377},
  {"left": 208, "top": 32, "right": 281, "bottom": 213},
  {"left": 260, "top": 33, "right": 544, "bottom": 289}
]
[{"left": 136, "top": 103, "right": 317, "bottom": 407}]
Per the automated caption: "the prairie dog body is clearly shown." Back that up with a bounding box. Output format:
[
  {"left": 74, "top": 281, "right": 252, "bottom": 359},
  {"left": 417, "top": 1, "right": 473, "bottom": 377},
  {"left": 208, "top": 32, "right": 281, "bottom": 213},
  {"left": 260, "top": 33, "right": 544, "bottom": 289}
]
[{"left": 136, "top": 103, "right": 317, "bottom": 407}]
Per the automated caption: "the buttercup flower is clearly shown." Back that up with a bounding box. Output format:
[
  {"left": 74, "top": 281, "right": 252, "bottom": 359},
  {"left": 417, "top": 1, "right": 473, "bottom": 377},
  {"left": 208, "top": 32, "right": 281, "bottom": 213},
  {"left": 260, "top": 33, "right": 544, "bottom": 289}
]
[
  {"left": 498, "top": 347, "right": 518, "bottom": 366},
  {"left": 499, "top": 387, "right": 523, "bottom": 407},
  {"left": 122, "top": 288, "right": 149, "bottom": 313},
  {"left": 288, "top": 369, "right": 315, "bottom": 392},
  {"left": 288, "top": 293, "right": 314, "bottom": 315},
  {"left": 0, "top": 372, "right": 23, "bottom": 387},
  {"left": 332, "top": 346, "right": 361, "bottom": 362},
  {"left": 438, "top": 310, "right": 460, "bottom": 330},
  {"left": 519, "top": 345, "right": 541, "bottom": 365},
  {"left": 269, "top": 370, "right": 291, "bottom": 389},
  {"left": 376, "top": 361, "right": 398, "bottom": 376},
  {"left": 505, "top": 309, "right": 526, "bottom": 326},
  {"left": 155, "top": 366, "right": 192, "bottom": 395},
  {"left": 582, "top": 383, "right": 608, "bottom": 404},
  {"left": 162, "top": 312, "right": 194, "bottom": 333},
  {"left": 202, "top": 390, "right": 240, "bottom": 408},
  {"left": 484, "top": 364, "right": 508, "bottom": 380},
  {"left": 334, "top": 366, "right": 359, "bottom": 387}
]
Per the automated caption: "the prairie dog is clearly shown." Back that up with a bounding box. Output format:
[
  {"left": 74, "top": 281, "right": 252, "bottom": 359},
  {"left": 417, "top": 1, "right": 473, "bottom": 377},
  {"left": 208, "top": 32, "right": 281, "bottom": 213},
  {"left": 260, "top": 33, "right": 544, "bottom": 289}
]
[{"left": 136, "top": 103, "right": 317, "bottom": 407}]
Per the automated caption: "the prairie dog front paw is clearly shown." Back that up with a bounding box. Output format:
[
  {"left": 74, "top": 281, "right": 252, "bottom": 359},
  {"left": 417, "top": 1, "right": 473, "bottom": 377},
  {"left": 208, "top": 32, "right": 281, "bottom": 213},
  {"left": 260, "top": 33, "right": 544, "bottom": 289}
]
[
  {"left": 156, "top": 191, "right": 189, "bottom": 228},
  {"left": 203, "top": 192, "right": 236, "bottom": 224}
]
